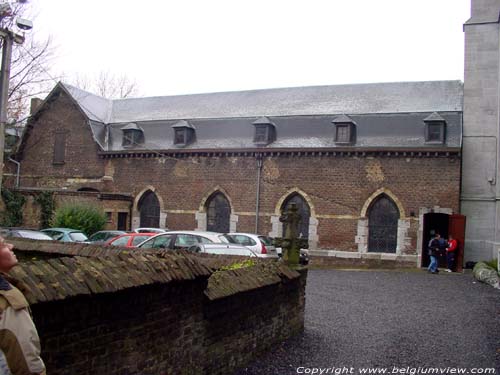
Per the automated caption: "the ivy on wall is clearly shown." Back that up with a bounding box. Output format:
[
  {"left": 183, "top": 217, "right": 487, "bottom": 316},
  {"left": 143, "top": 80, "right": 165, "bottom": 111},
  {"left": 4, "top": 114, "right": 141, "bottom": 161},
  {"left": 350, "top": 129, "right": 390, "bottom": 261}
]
[
  {"left": 34, "top": 191, "right": 55, "bottom": 229},
  {"left": 0, "top": 187, "right": 26, "bottom": 227}
]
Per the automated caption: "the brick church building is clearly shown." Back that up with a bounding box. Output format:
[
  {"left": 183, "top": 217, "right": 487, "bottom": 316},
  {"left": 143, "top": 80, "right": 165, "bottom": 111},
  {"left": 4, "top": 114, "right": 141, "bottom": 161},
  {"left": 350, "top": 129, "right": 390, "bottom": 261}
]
[{"left": 8, "top": 80, "right": 464, "bottom": 267}]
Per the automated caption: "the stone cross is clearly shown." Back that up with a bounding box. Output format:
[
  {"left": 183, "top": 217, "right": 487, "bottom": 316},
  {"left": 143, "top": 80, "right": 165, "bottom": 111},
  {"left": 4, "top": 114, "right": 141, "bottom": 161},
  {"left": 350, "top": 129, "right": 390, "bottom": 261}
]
[{"left": 275, "top": 202, "right": 308, "bottom": 267}]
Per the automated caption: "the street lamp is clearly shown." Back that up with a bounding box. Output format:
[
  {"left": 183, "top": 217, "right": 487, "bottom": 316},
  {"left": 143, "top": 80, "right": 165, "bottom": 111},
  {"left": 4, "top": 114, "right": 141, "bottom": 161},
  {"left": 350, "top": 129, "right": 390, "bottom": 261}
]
[{"left": 0, "top": 2, "right": 32, "bottom": 195}]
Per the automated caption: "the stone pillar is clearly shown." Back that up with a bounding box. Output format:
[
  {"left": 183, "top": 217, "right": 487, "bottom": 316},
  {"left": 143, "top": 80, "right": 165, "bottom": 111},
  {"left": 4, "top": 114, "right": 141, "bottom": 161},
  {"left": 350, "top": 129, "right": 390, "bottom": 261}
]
[
  {"left": 356, "top": 218, "right": 369, "bottom": 253},
  {"left": 195, "top": 212, "right": 207, "bottom": 231},
  {"left": 308, "top": 217, "right": 319, "bottom": 250},
  {"left": 230, "top": 214, "right": 239, "bottom": 232},
  {"left": 269, "top": 215, "right": 282, "bottom": 238},
  {"left": 396, "top": 219, "right": 411, "bottom": 255}
]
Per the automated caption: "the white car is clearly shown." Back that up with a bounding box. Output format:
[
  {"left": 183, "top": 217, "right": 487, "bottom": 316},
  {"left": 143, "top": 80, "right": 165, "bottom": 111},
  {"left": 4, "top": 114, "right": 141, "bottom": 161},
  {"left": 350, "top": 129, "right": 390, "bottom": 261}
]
[
  {"left": 188, "top": 243, "right": 265, "bottom": 257},
  {"left": 137, "top": 230, "right": 229, "bottom": 250},
  {"left": 133, "top": 227, "right": 168, "bottom": 234},
  {"left": 223, "top": 233, "right": 279, "bottom": 258}
]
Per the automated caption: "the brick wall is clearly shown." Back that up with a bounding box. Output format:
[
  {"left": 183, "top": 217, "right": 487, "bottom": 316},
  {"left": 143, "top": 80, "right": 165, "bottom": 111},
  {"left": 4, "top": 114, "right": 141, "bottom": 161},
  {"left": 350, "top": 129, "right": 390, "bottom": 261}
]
[
  {"left": 10, "top": 246, "right": 306, "bottom": 375},
  {"left": 10, "top": 90, "right": 461, "bottom": 254},
  {"left": 30, "top": 269, "right": 306, "bottom": 375}
]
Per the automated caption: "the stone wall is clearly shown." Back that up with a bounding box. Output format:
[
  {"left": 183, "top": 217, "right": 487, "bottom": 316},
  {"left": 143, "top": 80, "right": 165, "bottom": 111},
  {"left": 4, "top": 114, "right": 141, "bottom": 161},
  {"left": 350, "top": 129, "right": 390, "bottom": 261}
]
[{"left": 10, "top": 241, "right": 306, "bottom": 375}]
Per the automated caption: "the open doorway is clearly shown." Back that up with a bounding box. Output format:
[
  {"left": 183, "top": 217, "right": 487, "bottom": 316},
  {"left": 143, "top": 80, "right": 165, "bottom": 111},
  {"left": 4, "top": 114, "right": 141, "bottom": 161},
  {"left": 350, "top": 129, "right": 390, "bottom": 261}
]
[
  {"left": 421, "top": 213, "right": 466, "bottom": 271},
  {"left": 422, "top": 213, "right": 449, "bottom": 268}
]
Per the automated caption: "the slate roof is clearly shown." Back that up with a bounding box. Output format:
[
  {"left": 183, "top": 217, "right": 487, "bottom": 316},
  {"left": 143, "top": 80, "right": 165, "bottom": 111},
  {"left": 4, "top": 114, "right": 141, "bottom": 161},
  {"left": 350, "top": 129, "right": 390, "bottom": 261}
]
[
  {"left": 62, "top": 80, "right": 462, "bottom": 123},
  {"left": 46, "top": 81, "right": 464, "bottom": 152}
]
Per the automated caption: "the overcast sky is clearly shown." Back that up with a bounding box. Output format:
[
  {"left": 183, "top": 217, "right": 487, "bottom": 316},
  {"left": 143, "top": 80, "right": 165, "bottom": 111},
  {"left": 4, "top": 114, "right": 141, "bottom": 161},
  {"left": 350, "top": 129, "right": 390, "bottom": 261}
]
[{"left": 32, "top": 0, "right": 470, "bottom": 97}]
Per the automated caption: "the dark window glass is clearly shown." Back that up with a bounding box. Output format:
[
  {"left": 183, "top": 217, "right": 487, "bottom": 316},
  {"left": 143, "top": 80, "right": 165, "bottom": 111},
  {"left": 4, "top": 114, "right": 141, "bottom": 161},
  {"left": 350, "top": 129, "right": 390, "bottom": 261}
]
[
  {"left": 117, "top": 212, "right": 128, "bottom": 231},
  {"left": 123, "top": 129, "right": 143, "bottom": 146},
  {"left": 206, "top": 192, "right": 231, "bottom": 233},
  {"left": 335, "top": 124, "right": 350, "bottom": 143},
  {"left": 132, "top": 235, "right": 151, "bottom": 246},
  {"left": 427, "top": 123, "right": 443, "bottom": 142},
  {"left": 368, "top": 195, "right": 399, "bottom": 253},
  {"left": 174, "top": 129, "right": 186, "bottom": 145},
  {"left": 281, "top": 194, "right": 310, "bottom": 239},
  {"left": 139, "top": 191, "right": 160, "bottom": 228},
  {"left": 254, "top": 125, "right": 268, "bottom": 143},
  {"left": 53, "top": 131, "right": 66, "bottom": 164},
  {"left": 110, "top": 236, "right": 129, "bottom": 246}
]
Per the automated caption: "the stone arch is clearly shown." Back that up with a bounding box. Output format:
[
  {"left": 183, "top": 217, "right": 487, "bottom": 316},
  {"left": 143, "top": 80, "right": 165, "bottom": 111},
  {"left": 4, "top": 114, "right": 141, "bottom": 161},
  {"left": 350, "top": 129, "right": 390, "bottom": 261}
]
[
  {"left": 131, "top": 186, "right": 167, "bottom": 230},
  {"left": 360, "top": 188, "right": 405, "bottom": 219},
  {"left": 198, "top": 186, "right": 235, "bottom": 213},
  {"left": 270, "top": 188, "right": 318, "bottom": 249},
  {"left": 356, "top": 188, "right": 409, "bottom": 255},
  {"left": 367, "top": 194, "right": 400, "bottom": 253},
  {"left": 274, "top": 188, "right": 317, "bottom": 217},
  {"left": 196, "top": 186, "right": 238, "bottom": 232}
]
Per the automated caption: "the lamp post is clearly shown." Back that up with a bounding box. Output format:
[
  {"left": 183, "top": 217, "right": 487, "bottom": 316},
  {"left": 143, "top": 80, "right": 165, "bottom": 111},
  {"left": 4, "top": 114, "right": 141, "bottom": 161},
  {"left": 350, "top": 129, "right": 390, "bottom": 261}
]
[{"left": 0, "top": 4, "right": 31, "bottom": 195}]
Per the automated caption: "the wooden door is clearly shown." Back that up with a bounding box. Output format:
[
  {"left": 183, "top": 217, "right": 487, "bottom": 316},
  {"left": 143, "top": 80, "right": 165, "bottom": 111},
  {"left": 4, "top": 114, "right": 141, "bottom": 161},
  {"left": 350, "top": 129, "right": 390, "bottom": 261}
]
[{"left": 448, "top": 214, "right": 466, "bottom": 272}]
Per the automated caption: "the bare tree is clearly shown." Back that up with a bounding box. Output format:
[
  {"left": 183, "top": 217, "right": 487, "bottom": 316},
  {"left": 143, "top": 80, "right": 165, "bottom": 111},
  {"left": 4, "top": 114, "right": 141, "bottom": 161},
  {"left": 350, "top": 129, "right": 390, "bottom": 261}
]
[
  {"left": 71, "top": 71, "right": 139, "bottom": 99},
  {"left": 0, "top": 1, "right": 56, "bottom": 123}
]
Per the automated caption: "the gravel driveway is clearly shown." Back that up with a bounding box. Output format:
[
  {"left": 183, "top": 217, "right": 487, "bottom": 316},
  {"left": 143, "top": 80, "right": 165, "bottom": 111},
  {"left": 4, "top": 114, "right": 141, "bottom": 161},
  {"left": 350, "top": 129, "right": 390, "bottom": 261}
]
[{"left": 234, "top": 269, "right": 500, "bottom": 375}]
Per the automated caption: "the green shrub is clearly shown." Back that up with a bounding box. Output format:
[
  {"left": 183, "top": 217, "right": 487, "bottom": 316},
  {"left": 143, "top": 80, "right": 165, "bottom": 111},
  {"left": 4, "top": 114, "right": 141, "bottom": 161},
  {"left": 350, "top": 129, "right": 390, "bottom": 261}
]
[
  {"left": 52, "top": 204, "right": 106, "bottom": 236},
  {"left": 0, "top": 187, "right": 25, "bottom": 227},
  {"left": 484, "top": 258, "right": 498, "bottom": 271}
]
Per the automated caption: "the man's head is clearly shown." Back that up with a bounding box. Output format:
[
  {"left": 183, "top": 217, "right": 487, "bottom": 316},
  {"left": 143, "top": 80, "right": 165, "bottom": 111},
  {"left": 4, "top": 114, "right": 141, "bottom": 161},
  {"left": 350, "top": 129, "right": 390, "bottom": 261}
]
[
  {"left": 435, "top": 232, "right": 441, "bottom": 239},
  {"left": 0, "top": 236, "right": 17, "bottom": 273}
]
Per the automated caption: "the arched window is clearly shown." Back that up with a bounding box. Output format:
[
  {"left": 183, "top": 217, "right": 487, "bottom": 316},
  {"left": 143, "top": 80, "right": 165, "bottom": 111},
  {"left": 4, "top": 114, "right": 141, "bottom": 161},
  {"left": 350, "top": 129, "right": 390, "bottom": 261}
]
[
  {"left": 138, "top": 190, "right": 160, "bottom": 228},
  {"left": 206, "top": 192, "right": 230, "bottom": 233},
  {"left": 368, "top": 194, "right": 399, "bottom": 253},
  {"left": 281, "top": 193, "right": 310, "bottom": 238}
]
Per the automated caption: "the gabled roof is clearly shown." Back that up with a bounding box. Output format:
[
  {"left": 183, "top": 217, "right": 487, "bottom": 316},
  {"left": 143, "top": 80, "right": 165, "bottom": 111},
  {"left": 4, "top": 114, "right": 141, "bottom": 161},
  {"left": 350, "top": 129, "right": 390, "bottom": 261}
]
[{"left": 57, "top": 80, "right": 463, "bottom": 124}]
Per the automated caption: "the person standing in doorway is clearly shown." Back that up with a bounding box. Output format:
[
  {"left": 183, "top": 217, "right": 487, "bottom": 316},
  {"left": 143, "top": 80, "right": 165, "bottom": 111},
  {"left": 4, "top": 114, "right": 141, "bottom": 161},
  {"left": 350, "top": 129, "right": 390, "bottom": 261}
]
[
  {"left": 0, "top": 237, "right": 46, "bottom": 375},
  {"left": 446, "top": 234, "right": 458, "bottom": 272},
  {"left": 427, "top": 232, "right": 441, "bottom": 274}
]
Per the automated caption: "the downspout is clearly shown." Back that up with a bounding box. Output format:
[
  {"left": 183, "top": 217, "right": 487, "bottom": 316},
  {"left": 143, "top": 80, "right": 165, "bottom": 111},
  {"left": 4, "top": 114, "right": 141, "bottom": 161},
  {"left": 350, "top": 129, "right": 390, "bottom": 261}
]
[
  {"left": 255, "top": 153, "right": 263, "bottom": 233},
  {"left": 8, "top": 157, "right": 20, "bottom": 188}
]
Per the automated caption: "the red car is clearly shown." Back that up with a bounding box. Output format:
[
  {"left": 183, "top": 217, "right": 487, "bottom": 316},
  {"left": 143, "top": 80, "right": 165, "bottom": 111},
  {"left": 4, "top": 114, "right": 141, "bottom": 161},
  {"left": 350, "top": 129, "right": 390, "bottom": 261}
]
[{"left": 105, "top": 233, "right": 156, "bottom": 248}]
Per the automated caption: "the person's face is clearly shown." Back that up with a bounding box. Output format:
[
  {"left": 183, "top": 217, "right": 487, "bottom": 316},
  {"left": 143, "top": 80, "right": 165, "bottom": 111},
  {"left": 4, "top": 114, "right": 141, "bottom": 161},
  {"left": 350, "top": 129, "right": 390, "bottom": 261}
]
[{"left": 0, "top": 237, "right": 17, "bottom": 272}]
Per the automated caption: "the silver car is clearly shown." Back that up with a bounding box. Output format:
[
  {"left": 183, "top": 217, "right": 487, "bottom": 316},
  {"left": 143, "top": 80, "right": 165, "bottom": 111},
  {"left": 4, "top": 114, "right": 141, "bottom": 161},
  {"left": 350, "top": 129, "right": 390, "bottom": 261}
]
[
  {"left": 188, "top": 243, "right": 264, "bottom": 257},
  {"left": 137, "top": 230, "right": 229, "bottom": 250},
  {"left": 224, "top": 233, "right": 279, "bottom": 258}
]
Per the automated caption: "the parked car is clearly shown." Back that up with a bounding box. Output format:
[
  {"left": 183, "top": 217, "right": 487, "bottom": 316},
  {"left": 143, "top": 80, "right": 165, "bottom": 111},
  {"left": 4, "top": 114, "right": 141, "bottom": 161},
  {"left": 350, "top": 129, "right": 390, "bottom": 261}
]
[
  {"left": 137, "top": 231, "right": 229, "bottom": 250},
  {"left": 188, "top": 243, "right": 264, "bottom": 257},
  {"left": 133, "top": 228, "right": 168, "bottom": 234},
  {"left": 88, "top": 230, "right": 128, "bottom": 244},
  {"left": 224, "top": 233, "right": 279, "bottom": 258},
  {"left": 0, "top": 228, "right": 53, "bottom": 241},
  {"left": 40, "top": 228, "right": 89, "bottom": 243},
  {"left": 106, "top": 232, "right": 157, "bottom": 248}
]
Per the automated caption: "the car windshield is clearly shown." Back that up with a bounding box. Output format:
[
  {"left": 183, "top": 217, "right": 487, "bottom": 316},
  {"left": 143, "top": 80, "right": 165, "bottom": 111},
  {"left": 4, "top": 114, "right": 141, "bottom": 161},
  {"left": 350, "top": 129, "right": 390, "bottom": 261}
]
[
  {"left": 69, "top": 232, "right": 89, "bottom": 242},
  {"left": 222, "top": 235, "right": 235, "bottom": 243}
]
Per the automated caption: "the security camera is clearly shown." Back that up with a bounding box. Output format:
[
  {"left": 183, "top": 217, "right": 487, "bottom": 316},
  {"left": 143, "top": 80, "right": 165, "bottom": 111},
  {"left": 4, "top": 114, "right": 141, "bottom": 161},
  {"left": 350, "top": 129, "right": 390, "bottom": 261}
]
[{"left": 16, "top": 17, "right": 33, "bottom": 31}]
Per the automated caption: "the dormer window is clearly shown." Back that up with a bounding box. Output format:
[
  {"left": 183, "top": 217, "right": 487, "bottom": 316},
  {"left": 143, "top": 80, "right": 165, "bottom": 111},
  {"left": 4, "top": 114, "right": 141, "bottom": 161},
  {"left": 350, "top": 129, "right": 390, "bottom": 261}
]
[
  {"left": 424, "top": 112, "right": 446, "bottom": 144},
  {"left": 332, "top": 114, "right": 356, "bottom": 144},
  {"left": 121, "top": 123, "right": 144, "bottom": 147},
  {"left": 253, "top": 117, "right": 276, "bottom": 146},
  {"left": 172, "top": 120, "right": 195, "bottom": 147}
]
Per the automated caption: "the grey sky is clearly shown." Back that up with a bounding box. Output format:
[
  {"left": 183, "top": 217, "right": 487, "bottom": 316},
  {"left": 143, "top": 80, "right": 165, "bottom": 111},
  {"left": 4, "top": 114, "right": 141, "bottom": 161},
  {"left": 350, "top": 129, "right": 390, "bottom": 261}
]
[{"left": 33, "top": 0, "right": 470, "bottom": 97}]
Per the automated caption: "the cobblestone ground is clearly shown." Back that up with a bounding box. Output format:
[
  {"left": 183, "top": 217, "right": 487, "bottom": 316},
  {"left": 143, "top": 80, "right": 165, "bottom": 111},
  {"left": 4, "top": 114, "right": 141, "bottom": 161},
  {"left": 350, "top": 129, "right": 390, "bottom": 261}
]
[{"left": 234, "top": 269, "right": 500, "bottom": 375}]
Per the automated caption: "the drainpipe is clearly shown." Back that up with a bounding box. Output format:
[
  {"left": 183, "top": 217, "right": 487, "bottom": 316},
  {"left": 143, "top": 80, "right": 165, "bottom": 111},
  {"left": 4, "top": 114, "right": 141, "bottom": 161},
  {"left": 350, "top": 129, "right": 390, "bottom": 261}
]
[
  {"left": 255, "top": 153, "right": 263, "bottom": 233},
  {"left": 8, "top": 157, "right": 20, "bottom": 188}
]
